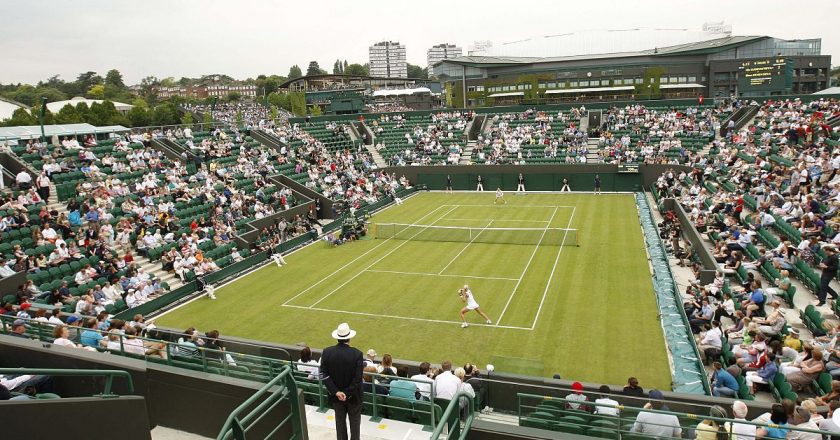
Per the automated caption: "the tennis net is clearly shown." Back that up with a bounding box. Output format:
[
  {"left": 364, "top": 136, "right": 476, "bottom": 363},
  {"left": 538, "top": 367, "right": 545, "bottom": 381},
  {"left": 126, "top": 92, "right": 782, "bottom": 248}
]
[{"left": 373, "top": 223, "right": 579, "bottom": 246}]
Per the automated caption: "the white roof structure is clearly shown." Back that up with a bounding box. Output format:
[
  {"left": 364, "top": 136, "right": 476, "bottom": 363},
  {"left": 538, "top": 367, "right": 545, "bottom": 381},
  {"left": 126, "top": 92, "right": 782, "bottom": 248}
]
[
  {"left": 46, "top": 97, "right": 133, "bottom": 113},
  {"left": 487, "top": 92, "right": 525, "bottom": 98},
  {"left": 372, "top": 87, "right": 431, "bottom": 97},
  {"left": 0, "top": 124, "right": 129, "bottom": 141},
  {"left": 814, "top": 87, "right": 840, "bottom": 95},
  {"left": 0, "top": 99, "right": 27, "bottom": 122}
]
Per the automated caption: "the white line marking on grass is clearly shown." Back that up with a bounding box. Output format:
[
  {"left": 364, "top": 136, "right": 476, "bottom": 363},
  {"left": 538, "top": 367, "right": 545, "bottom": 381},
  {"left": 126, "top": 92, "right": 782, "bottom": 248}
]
[
  {"left": 444, "top": 204, "right": 575, "bottom": 209},
  {"left": 443, "top": 218, "right": 551, "bottom": 223},
  {"left": 282, "top": 304, "right": 533, "bottom": 331},
  {"left": 495, "top": 207, "right": 560, "bottom": 326},
  {"left": 438, "top": 220, "right": 493, "bottom": 275},
  {"left": 282, "top": 204, "right": 448, "bottom": 307},
  {"left": 308, "top": 206, "right": 459, "bottom": 308},
  {"left": 365, "top": 269, "right": 519, "bottom": 281},
  {"left": 529, "top": 206, "right": 577, "bottom": 330}
]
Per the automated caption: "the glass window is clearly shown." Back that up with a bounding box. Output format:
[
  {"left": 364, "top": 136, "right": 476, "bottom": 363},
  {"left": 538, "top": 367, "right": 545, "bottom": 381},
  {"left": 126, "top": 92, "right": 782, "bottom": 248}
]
[
  {"left": 634, "top": 78, "right": 643, "bottom": 84},
  {"left": 579, "top": 80, "right": 589, "bottom": 87},
  {"left": 678, "top": 77, "right": 687, "bottom": 83},
  {"left": 688, "top": 76, "right": 697, "bottom": 83},
  {"left": 517, "top": 84, "right": 524, "bottom": 90},
  {"left": 570, "top": 81, "right": 578, "bottom": 87}
]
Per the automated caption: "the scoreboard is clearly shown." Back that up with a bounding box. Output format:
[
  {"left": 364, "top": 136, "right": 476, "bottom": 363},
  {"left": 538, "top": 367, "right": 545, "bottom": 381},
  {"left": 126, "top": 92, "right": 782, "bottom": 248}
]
[{"left": 737, "top": 58, "right": 793, "bottom": 92}]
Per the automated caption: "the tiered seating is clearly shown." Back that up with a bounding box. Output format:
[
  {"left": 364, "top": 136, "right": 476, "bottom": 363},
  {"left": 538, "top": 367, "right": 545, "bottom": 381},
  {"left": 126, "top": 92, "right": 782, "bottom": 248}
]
[
  {"left": 477, "top": 110, "right": 580, "bottom": 164},
  {"left": 601, "top": 105, "right": 717, "bottom": 164},
  {"left": 369, "top": 113, "right": 468, "bottom": 165}
]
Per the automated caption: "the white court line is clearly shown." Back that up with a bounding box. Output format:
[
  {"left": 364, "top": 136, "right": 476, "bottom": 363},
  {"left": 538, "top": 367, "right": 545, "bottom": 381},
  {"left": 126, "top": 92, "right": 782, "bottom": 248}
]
[
  {"left": 308, "top": 206, "right": 458, "bottom": 308},
  {"left": 443, "top": 218, "right": 551, "bottom": 223},
  {"left": 530, "top": 206, "right": 577, "bottom": 330},
  {"left": 365, "top": 269, "right": 519, "bottom": 282},
  {"left": 282, "top": 304, "right": 533, "bottom": 331},
  {"left": 495, "top": 207, "right": 559, "bottom": 326},
  {"left": 282, "top": 204, "right": 448, "bottom": 306},
  {"left": 444, "top": 204, "right": 576, "bottom": 208},
  {"left": 438, "top": 219, "right": 493, "bottom": 275}
]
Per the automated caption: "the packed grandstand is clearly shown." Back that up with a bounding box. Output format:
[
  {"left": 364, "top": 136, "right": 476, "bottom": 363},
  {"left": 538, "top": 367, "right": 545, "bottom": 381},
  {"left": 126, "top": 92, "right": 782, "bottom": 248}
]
[{"left": 2, "top": 93, "right": 840, "bottom": 439}]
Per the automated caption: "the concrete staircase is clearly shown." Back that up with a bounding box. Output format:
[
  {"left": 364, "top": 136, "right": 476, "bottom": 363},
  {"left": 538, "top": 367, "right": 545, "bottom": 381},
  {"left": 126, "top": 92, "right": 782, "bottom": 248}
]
[
  {"left": 460, "top": 140, "right": 477, "bottom": 165},
  {"left": 585, "top": 138, "right": 602, "bottom": 163},
  {"left": 46, "top": 183, "right": 183, "bottom": 291},
  {"left": 364, "top": 144, "right": 387, "bottom": 168}
]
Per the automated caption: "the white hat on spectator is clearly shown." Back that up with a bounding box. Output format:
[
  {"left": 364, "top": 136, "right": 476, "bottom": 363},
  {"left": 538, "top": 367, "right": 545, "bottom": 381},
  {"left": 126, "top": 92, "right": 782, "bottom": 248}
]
[{"left": 331, "top": 322, "right": 356, "bottom": 340}]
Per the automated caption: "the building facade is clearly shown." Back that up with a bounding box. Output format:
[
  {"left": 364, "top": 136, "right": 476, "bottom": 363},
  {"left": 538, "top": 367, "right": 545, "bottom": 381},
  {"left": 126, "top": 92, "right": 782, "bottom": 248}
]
[
  {"left": 427, "top": 43, "right": 462, "bottom": 73},
  {"left": 152, "top": 84, "right": 257, "bottom": 99},
  {"left": 369, "top": 41, "right": 408, "bottom": 78},
  {"left": 432, "top": 36, "right": 831, "bottom": 107}
]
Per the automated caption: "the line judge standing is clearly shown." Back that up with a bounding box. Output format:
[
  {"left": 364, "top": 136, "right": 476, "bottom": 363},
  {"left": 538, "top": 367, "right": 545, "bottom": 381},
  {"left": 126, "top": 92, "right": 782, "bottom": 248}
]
[{"left": 320, "top": 323, "right": 365, "bottom": 440}]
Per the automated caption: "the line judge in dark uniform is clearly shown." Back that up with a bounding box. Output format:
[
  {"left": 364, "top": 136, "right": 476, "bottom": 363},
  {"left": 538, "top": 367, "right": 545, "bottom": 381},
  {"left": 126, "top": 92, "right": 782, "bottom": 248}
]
[
  {"left": 320, "top": 323, "right": 365, "bottom": 440},
  {"left": 817, "top": 245, "right": 839, "bottom": 306}
]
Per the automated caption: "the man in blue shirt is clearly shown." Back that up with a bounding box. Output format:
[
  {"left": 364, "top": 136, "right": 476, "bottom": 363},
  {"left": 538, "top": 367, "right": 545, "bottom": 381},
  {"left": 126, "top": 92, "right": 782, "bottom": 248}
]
[
  {"left": 80, "top": 318, "right": 104, "bottom": 348},
  {"left": 388, "top": 367, "right": 418, "bottom": 400},
  {"left": 711, "top": 362, "right": 739, "bottom": 397}
]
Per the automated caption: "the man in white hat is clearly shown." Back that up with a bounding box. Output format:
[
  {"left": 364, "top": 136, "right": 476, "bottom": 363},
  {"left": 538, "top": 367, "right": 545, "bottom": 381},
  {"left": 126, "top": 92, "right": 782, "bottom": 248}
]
[{"left": 320, "top": 323, "right": 364, "bottom": 440}]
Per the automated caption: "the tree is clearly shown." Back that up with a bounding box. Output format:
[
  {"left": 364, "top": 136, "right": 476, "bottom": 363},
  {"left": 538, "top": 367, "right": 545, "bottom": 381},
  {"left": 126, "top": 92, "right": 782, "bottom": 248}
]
[
  {"left": 4, "top": 108, "right": 37, "bottom": 126},
  {"left": 105, "top": 69, "right": 126, "bottom": 89},
  {"left": 268, "top": 92, "right": 291, "bottom": 111},
  {"left": 333, "top": 59, "right": 345, "bottom": 74},
  {"left": 407, "top": 64, "right": 428, "bottom": 79},
  {"left": 288, "top": 65, "right": 302, "bottom": 79},
  {"left": 87, "top": 84, "right": 105, "bottom": 99},
  {"left": 55, "top": 104, "right": 83, "bottom": 124},
  {"left": 75, "top": 71, "right": 103, "bottom": 94},
  {"left": 289, "top": 92, "right": 306, "bottom": 116},
  {"left": 310, "top": 104, "right": 322, "bottom": 116},
  {"left": 343, "top": 60, "right": 349, "bottom": 71},
  {"left": 181, "top": 112, "right": 193, "bottom": 126},
  {"left": 307, "top": 61, "right": 325, "bottom": 77},
  {"left": 127, "top": 106, "right": 151, "bottom": 127},
  {"left": 226, "top": 92, "right": 241, "bottom": 102},
  {"left": 344, "top": 64, "right": 368, "bottom": 77}
]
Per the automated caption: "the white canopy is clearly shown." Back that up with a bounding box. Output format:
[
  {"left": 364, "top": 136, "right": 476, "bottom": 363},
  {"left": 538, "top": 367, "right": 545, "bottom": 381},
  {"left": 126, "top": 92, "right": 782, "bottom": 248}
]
[
  {"left": 372, "top": 87, "right": 431, "bottom": 97},
  {"left": 46, "top": 97, "right": 133, "bottom": 113},
  {"left": 487, "top": 92, "right": 525, "bottom": 98}
]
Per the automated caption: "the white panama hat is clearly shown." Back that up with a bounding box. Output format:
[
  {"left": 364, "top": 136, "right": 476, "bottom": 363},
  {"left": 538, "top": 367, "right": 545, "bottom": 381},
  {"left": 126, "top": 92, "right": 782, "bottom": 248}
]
[{"left": 331, "top": 322, "right": 356, "bottom": 340}]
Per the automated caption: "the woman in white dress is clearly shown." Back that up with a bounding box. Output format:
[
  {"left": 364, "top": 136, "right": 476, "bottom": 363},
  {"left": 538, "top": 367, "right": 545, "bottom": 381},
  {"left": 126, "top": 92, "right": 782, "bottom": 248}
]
[{"left": 459, "top": 285, "right": 492, "bottom": 328}]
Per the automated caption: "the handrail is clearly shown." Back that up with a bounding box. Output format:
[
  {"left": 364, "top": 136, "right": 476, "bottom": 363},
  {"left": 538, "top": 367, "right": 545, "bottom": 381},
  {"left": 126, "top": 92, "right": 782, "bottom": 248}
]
[
  {"left": 216, "top": 365, "right": 303, "bottom": 440},
  {"left": 0, "top": 367, "right": 134, "bottom": 397},
  {"left": 517, "top": 392, "right": 836, "bottom": 438},
  {"left": 430, "top": 390, "right": 474, "bottom": 440}
]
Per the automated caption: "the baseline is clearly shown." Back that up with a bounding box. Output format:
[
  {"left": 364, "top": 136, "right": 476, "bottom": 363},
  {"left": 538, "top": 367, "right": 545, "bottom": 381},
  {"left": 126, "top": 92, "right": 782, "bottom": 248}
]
[
  {"left": 281, "top": 304, "right": 533, "bottom": 331},
  {"left": 364, "top": 269, "right": 519, "bottom": 282}
]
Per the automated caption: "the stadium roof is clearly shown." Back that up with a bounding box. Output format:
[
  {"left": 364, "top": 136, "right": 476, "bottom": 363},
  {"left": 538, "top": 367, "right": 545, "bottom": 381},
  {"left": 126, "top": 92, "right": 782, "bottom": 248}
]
[
  {"left": 435, "top": 36, "right": 768, "bottom": 68},
  {"left": 0, "top": 123, "right": 129, "bottom": 140},
  {"left": 45, "top": 97, "right": 133, "bottom": 113},
  {"left": 0, "top": 98, "right": 27, "bottom": 122},
  {"left": 814, "top": 87, "right": 840, "bottom": 95},
  {"left": 372, "top": 87, "right": 432, "bottom": 97}
]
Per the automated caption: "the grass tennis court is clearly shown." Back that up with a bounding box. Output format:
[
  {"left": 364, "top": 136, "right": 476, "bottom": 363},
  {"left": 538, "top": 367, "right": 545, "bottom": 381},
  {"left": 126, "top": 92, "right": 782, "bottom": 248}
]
[{"left": 154, "top": 191, "right": 672, "bottom": 389}]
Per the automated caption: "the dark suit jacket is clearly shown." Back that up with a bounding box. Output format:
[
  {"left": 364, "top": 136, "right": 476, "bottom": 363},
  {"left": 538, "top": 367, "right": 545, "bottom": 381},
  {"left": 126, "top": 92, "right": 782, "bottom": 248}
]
[{"left": 320, "top": 342, "right": 364, "bottom": 403}]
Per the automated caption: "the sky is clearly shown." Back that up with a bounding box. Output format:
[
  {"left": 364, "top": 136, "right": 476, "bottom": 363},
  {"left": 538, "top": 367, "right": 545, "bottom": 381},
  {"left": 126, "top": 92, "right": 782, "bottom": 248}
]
[{"left": 2, "top": 0, "right": 838, "bottom": 85}]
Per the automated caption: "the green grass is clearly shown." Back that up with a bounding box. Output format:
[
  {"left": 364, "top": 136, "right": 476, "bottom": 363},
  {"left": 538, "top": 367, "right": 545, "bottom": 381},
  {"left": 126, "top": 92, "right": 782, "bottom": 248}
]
[{"left": 155, "top": 192, "right": 672, "bottom": 389}]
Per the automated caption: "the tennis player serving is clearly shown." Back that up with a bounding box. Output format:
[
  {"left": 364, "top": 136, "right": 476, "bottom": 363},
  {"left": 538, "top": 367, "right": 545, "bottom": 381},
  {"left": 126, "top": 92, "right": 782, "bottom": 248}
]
[{"left": 458, "top": 284, "right": 492, "bottom": 328}]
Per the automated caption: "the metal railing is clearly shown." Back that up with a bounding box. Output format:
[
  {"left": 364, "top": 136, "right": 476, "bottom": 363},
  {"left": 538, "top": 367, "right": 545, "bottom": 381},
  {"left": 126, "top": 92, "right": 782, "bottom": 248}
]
[
  {"left": 430, "top": 391, "right": 475, "bottom": 440},
  {"left": 0, "top": 367, "right": 133, "bottom": 397},
  {"left": 216, "top": 365, "right": 303, "bottom": 440},
  {"left": 517, "top": 393, "right": 834, "bottom": 439},
  {"left": 0, "top": 315, "right": 442, "bottom": 430}
]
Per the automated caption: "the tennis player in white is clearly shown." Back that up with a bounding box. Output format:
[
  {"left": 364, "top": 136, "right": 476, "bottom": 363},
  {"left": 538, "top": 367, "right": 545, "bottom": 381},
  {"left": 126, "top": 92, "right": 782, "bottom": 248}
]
[
  {"left": 459, "top": 285, "right": 492, "bottom": 328},
  {"left": 494, "top": 188, "right": 506, "bottom": 205}
]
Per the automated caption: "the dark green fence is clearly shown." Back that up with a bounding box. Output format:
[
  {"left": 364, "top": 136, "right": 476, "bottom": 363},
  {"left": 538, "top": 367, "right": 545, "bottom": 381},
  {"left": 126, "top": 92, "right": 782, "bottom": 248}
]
[{"left": 417, "top": 171, "right": 642, "bottom": 192}]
